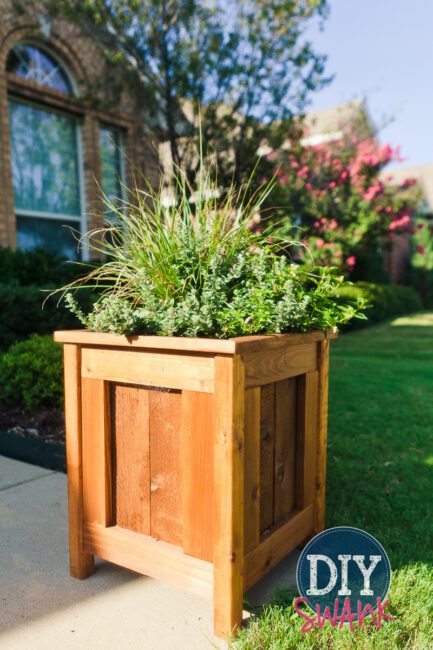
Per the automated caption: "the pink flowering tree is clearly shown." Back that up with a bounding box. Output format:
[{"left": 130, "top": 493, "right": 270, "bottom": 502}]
[{"left": 266, "top": 131, "right": 421, "bottom": 280}]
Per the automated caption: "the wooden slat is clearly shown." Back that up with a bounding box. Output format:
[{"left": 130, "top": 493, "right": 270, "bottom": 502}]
[
  {"left": 182, "top": 391, "right": 215, "bottom": 562},
  {"left": 83, "top": 523, "right": 213, "bottom": 599},
  {"left": 81, "top": 377, "right": 112, "bottom": 526},
  {"left": 243, "top": 343, "right": 317, "bottom": 387},
  {"left": 63, "top": 344, "right": 95, "bottom": 579},
  {"left": 213, "top": 355, "right": 245, "bottom": 639},
  {"left": 243, "top": 388, "right": 261, "bottom": 554},
  {"left": 55, "top": 330, "right": 237, "bottom": 354},
  {"left": 111, "top": 384, "right": 150, "bottom": 535},
  {"left": 260, "top": 383, "right": 275, "bottom": 534},
  {"left": 314, "top": 340, "right": 330, "bottom": 534},
  {"left": 81, "top": 347, "right": 215, "bottom": 393},
  {"left": 149, "top": 390, "right": 183, "bottom": 545},
  {"left": 244, "top": 504, "right": 314, "bottom": 590},
  {"left": 55, "top": 328, "right": 336, "bottom": 353},
  {"left": 274, "top": 378, "right": 297, "bottom": 523},
  {"left": 233, "top": 330, "right": 336, "bottom": 354},
  {"left": 296, "top": 371, "right": 319, "bottom": 510}
]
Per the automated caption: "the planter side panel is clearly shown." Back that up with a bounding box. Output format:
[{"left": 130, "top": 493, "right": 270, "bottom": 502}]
[
  {"left": 243, "top": 342, "right": 321, "bottom": 554},
  {"left": 110, "top": 384, "right": 183, "bottom": 546}
]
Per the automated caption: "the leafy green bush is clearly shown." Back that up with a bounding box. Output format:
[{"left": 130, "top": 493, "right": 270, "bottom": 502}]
[
  {"left": 59, "top": 164, "right": 364, "bottom": 337},
  {"left": 338, "top": 282, "right": 422, "bottom": 327},
  {"left": 0, "top": 283, "right": 88, "bottom": 350},
  {"left": 410, "top": 268, "right": 433, "bottom": 308},
  {"left": 0, "top": 335, "right": 63, "bottom": 410},
  {"left": 0, "top": 247, "right": 80, "bottom": 286}
]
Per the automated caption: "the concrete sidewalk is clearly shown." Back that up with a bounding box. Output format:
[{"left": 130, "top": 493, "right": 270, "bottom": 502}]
[{"left": 0, "top": 456, "right": 299, "bottom": 649}]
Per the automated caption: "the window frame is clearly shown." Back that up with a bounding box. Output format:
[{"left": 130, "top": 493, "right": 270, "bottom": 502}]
[
  {"left": 99, "top": 122, "right": 127, "bottom": 218},
  {"left": 8, "top": 95, "right": 89, "bottom": 260},
  {"left": 6, "top": 42, "right": 78, "bottom": 97}
]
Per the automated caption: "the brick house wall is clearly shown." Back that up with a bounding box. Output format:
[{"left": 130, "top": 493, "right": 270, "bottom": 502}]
[{"left": 0, "top": 1, "right": 160, "bottom": 256}]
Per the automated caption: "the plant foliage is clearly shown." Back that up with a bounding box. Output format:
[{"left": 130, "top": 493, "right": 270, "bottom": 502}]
[
  {"left": 58, "top": 164, "right": 364, "bottom": 337},
  {"left": 0, "top": 335, "right": 63, "bottom": 410}
]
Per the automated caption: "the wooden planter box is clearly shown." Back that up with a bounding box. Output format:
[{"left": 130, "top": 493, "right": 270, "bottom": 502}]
[{"left": 54, "top": 329, "right": 334, "bottom": 639}]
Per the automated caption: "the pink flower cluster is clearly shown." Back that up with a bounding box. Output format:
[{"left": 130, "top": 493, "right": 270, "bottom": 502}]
[{"left": 389, "top": 213, "right": 412, "bottom": 232}]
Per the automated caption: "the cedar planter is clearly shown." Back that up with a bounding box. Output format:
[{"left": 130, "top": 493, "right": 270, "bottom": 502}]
[{"left": 55, "top": 328, "right": 334, "bottom": 639}]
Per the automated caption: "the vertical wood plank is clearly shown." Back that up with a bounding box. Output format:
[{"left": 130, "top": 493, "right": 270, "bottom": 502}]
[
  {"left": 213, "top": 355, "right": 245, "bottom": 640},
  {"left": 314, "top": 340, "right": 330, "bottom": 534},
  {"left": 112, "top": 384, "right": 150, "bottom": 535},
  {"left": 259, "top": 383, "right": 275, "bottom": 534},
  {"left": 274, "top": 378, "right": 297, "bottom": 523},
  {"left": 81, "top": 377, "right": 112, "bottom": 526},
  {"left": 149, "top": 389, "right": 182, "bottom": 545},
  {"left": 296, "top": 371, "right": 319, "bottom": 510},
  {"left": 63, "top": 344, "right": 94, "bottom": 579},
  {"left": 243, "top": 387, "right": 260, "bottom": 554},
  {"left": 182, "top": 391, "right": 215, "bottom": 562}
]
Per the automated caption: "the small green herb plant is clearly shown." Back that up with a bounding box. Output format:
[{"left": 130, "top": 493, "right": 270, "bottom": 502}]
[{"left": 58, "top": 162, "right": 365, "bottom": 338}]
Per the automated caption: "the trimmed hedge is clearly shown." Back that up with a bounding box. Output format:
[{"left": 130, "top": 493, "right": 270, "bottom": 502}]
[
  {"left": 409, "top": 268, "right": 433, "bottom": 308},
  {"left": 0, "top": 283, "right": 81, "bottom": 350},
  {"left": 0, "top": 283, "right": 97, "bottom": 350},
  {"left": 339, "top": 282, "right": 422, "bottom": 328},
  {"left": 0, "top": 335, "right": 63, "bottom": 410},
  {"left": 0, "top": 246, "right": 80, "bottom": 287}
]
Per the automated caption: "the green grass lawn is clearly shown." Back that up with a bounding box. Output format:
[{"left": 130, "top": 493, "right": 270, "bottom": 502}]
[{"left": 232, "top": 313, "right": 433, "bottom": 649}]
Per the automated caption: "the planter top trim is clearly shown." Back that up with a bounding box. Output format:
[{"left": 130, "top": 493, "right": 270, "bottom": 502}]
[{"left": 54, "top": 329, "right": 336, "bottom": 354}]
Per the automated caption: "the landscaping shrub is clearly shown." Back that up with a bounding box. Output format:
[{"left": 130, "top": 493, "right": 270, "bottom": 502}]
[
  {"left": 410, "top": 268, "right": 433, "bottom": 308},
  {"left": 0, "top": 335, "right": 63, "bottom": 410},
  {"left": 59, "top": 164, "right": 364, "bottom": 337},
  {"left": 0, "top": 246, "right": 80, "bottom": 287},
  {"left": 338, "top": 281, "right": 422, "bottom": 328},
  {"left": 0, "top": 283, "right": 85, "bottom": 350}
]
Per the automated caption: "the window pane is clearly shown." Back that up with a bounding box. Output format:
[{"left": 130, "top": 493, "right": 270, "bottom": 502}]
[
  {"left": 6, "top": 45, "right": 72, "bottom": 94},
  {"left": 9, "top": 101, "right": 81, "bottom": 216},
  {"left": 99, "top": 126, "right": 123, "bottom": 219},
  {"left": 16, "top": 217, "right": 80, "bottom": 260}
]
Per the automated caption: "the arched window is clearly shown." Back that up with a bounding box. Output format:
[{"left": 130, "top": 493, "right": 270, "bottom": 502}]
[
  {"left": 6, "top": 44, "right": 73, "bottom": 94},
  {"left": 6, "top": 44, "right": 85, "bottom": 259}
]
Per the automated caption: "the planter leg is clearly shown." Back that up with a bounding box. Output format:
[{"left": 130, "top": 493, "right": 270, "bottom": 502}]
[
  {"left": 213, "top": 356, "right": 245, "bottom": 639},
  {"left": 63, "top": 344, "right": 95, "bottom": 580},
  {"left": 314, "top": 340, "right": 330, "bottom": 536}
]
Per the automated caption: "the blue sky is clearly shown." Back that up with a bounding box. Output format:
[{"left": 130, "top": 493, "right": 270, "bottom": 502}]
[{"left": 307, "top": 0, "right": 433, "bottom": 169}]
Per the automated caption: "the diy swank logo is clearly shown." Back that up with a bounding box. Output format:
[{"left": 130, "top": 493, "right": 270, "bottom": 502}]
[{"left": 295, "top": 527, "right": 394, "bottom": 632}]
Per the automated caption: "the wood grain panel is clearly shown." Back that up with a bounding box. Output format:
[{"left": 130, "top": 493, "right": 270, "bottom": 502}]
[
  {"left": 296, "top": 371, "right": 319, "bottom": 510},
  {"left": 274, "top": 378, "right": 297, "bottom": 523},
  {"left": 182, "top": 391, "right": 215, "bottom": 561},
  {"left": 111, "top": 384, "right": 150, "bottom": 535},
  {"left": 81, "top": 377, "right": 112, "bottom": 526},
  {"left": 149, "top": 389, "right": 183, "bottom": 545},
  {"left": 260, "top": 383, "right": 275, "bottom": 534},
  {"left": 63, "top": 344, "right": 95, "bottom": 579},
  {"left": 81, "top": 347, "right": 215, "bottom": 393},
  {"left": 243, "top": 343, "right": 317, "bottom": 387},
  {"left": 243, "top": 387, "right": 260, "bottom": 553}
]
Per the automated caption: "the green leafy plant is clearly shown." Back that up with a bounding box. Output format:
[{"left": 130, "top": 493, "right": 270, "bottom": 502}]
[
  {"left": 58, "top": 163, "right": 365, "bottom": 338},
  {"left": 0, "top": 335, "right": 63, "bottom": 410},
  {"left": 338, "top": 281, "right": 422, "bottom": 328}
]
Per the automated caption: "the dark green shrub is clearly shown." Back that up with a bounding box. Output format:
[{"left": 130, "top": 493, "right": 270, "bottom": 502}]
[
  {"left": 0, "top": 247, "right": 80, "bottom": 286},
  {"left": 0, "top": 335, "right": 63, "bottom": 410},
  {"left": 338, "top": 282, "right": 422, "bottom": 329},
  {"left": 0, "top": 283, "right": 96, "bottom": 350},
  {"left": 409, "top": 268, "right": 433, "bottom": 308}
]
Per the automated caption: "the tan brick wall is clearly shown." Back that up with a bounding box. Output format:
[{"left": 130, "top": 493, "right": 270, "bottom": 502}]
[{"left": 0, "top": 0, "right": 161, "bottom": 255}]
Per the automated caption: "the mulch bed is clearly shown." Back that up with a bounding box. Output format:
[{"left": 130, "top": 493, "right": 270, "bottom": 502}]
[{"left": 0, "top": 402, "right": 65, "bottom": 444}]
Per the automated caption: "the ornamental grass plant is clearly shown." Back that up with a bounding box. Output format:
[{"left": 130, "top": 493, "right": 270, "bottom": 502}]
[{"left": 58, "top": 161, "right": 364, "bottom": 338}]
